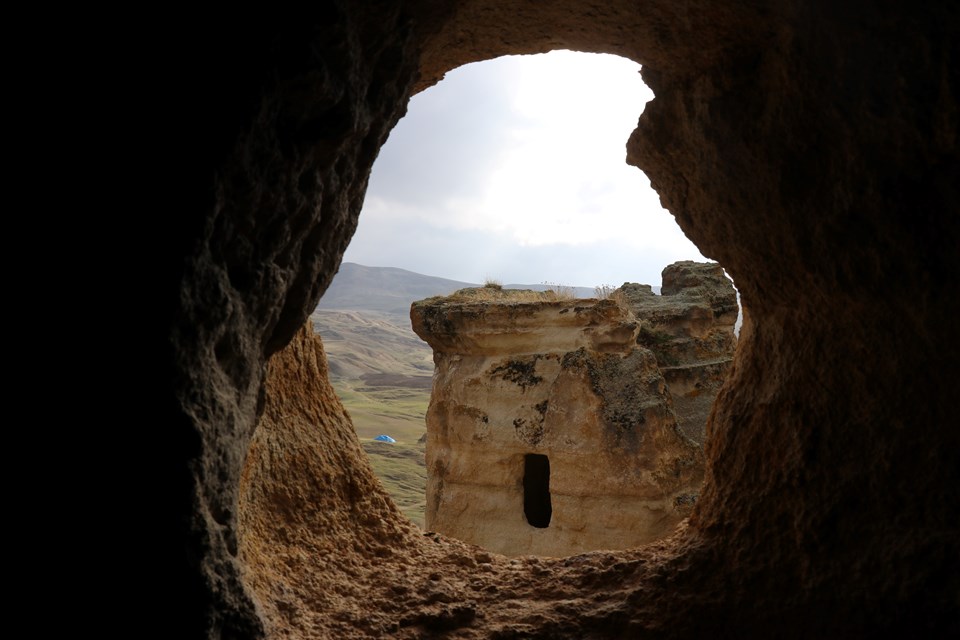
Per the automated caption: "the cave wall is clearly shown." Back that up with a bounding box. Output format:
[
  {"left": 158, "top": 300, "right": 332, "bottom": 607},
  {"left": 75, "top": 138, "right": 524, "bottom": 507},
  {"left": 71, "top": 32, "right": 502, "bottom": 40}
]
[
  {"left": 161, "top": 1, "right": 959, "bottom": 637},
  {"left": 161, "top": 5, "right": 440, "bottom": 635}
]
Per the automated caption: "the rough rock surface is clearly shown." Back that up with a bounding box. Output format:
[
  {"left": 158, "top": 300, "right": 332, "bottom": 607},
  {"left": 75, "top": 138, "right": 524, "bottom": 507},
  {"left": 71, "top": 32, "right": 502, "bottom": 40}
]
[
  {"left": 622, "top": 261, "right": 739, "bottom": 444},
  {"left": 410, "top": 289, "right": 703, "bottom": 556},
  {"left": 155, "top": 2, "right": 959, "bottom": 637},
  {"left": 238, "top": 322, "right": 702, "bottom": 638}
]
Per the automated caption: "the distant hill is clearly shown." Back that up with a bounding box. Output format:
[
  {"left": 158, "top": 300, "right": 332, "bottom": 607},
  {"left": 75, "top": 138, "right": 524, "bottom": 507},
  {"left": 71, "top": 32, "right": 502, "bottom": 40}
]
[
  {"left": 312, "top": 309, "right": 434, "bottom": 379},
  {"left": 318, "top": 262, "right": 601, "bottom": 315},
  {"left": 317, "top": 263, "right": 473, "bottom": 315}
]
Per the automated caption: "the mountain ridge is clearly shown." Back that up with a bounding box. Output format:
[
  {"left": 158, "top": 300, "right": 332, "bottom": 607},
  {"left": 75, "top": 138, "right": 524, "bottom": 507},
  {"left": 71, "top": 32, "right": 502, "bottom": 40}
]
[{"left": 318, "top": 262, "right": 647, "bottom": 315}]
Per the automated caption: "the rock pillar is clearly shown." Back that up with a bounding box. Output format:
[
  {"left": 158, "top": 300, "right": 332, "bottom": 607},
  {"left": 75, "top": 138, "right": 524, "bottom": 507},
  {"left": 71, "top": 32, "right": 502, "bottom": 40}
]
[{"left": 412, "top": 288, "right": 703, "bottom": 556}]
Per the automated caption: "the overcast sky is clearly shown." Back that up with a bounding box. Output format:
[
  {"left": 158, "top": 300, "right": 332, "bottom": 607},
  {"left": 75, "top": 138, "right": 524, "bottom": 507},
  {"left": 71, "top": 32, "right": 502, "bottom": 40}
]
[{"left": 343, "top": 50, "right": 706, "bottom": 289}]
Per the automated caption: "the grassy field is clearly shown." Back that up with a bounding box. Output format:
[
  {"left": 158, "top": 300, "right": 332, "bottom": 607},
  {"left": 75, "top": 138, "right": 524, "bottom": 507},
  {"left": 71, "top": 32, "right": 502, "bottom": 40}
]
[
  {"left": 330, "top": 377, "right": 430, "bottom": 443},
  {"left": 329, "top": 377, "right": 431, "bottom": 527},
  {"left": 361, "top": 439, "right": 427, "bottom": 527},
  {"left": 311, "top": 307, "right": 432, "bottom": 527}
]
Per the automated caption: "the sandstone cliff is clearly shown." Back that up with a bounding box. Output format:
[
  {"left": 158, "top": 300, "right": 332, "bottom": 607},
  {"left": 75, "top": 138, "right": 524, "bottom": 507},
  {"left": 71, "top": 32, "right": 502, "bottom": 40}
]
[
  {"left": 621, "top": 261, "right": 738, "bottom": 444},
  {"left": 411, "top": 288, "right": 703, "bottom": 557}
]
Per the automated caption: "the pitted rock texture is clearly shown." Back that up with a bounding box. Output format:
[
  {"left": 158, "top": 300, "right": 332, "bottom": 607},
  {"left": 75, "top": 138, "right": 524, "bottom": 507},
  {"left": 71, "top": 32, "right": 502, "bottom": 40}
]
[
  {"left": 239, "top": 323, "right": 703, "bottom": 638},
  {"left": 621, "top": 261, "right": 739, "bottom": 444},
  {"left": 158, "top": 2, "right": 959, "bottom": 637},
  {"left": 411, "top": 290, "right": 703, "bottom": 556}
]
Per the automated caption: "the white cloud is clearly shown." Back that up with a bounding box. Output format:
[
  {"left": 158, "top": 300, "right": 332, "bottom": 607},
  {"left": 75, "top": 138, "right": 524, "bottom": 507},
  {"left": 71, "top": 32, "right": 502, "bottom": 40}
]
[{"left": 345, "top": 50, "right": 706, "bottom": 287}]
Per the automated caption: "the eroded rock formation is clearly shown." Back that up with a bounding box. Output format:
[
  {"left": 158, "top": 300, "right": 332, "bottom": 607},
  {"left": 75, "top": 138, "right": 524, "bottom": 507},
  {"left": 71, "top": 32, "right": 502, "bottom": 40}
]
[
  {"left": 156, "top": 2, "right": 959, "bottom": 637},
  {"left": 410, "top": 289, "right": 703, "bottom": 556},
  {"left": 623, "top": 261, "right": 739, "bottom": 444},
  {"left": 238, "top": 323, "right": 705, "bottom": 637}
]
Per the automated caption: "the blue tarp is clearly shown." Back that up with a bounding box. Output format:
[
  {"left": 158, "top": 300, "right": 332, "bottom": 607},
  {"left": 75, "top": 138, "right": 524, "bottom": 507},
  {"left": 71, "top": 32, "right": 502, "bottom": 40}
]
[{"left": 373, "top": 434, "right": 396, "bottom": 443}]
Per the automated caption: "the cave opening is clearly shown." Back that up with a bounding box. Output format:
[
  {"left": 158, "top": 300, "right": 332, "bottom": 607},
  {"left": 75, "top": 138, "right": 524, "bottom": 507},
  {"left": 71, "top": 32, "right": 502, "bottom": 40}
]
[
  {"left": 174, "top": 5, "right": 955, "bottom": 636},
  {"left": 523, "top": 453, "right": 553, "bottom": 528},
  {"left": 314, "top": 50, "right": 726, "bottom": 530},
  {"left": 342, "top": 50, "right": 706, "bottom": 289}
]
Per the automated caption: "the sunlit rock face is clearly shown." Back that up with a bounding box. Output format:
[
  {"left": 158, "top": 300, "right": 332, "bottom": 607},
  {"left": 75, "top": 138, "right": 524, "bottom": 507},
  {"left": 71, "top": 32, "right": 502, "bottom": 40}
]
[
  {"left": 411, "top": 289, "right": 703, "bottom": 556},
  {"left": 622, "top": 261, "right": 739, "bottom": 444}
]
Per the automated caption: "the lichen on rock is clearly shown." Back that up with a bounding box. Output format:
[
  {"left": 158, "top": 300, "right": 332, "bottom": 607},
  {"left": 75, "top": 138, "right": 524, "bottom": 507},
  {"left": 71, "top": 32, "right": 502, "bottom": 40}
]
[{"left": 621, "top": 261, "right": 739, "bottom": 444}]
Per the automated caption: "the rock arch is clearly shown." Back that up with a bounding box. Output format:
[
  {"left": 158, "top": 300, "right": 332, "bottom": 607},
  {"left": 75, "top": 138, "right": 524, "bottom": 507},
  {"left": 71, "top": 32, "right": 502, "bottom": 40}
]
[{"left": 159, "top": 2, "right": 959, "bottom": 637}]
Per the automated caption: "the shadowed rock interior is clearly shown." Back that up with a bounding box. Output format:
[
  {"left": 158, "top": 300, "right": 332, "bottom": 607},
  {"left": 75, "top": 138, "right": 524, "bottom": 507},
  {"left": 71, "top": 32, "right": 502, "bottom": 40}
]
[{"left": 159, "top": 1, "right": 959, "bottom": 637}]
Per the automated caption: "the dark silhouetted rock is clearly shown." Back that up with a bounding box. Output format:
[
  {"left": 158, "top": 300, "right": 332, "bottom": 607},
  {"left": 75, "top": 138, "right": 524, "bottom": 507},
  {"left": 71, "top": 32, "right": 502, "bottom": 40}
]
[{"left": 156, "top": 3, "right": 959, "bottom": 637}]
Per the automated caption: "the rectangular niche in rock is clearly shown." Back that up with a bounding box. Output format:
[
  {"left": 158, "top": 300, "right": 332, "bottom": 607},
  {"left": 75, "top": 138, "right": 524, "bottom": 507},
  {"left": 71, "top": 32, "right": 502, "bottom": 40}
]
[{"left": 524, "top": 453, "right": 552, "bottom": 528}]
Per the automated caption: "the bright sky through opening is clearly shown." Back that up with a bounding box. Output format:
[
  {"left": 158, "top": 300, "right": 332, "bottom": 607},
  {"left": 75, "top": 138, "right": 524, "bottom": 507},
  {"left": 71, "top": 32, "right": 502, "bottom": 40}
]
[{"left": 343, "top": 50, "right": 706, "bottom": 288}]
